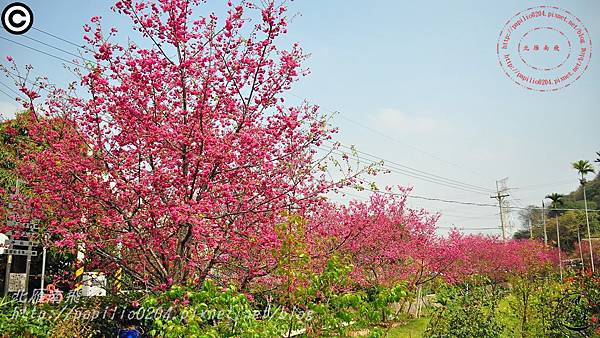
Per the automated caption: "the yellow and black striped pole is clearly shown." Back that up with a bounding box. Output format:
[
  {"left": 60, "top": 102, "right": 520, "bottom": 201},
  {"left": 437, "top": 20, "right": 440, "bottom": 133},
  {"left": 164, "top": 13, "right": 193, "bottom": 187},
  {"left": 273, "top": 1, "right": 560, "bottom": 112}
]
[
  {"left": 113, "top": 267, "right": 122, "bottom": 293},
  {"left": 114, "top": 241, "right": 123, "bottom": 293},
  {"left": 74, "top": 244, "right": 85, "bottom": 292}
]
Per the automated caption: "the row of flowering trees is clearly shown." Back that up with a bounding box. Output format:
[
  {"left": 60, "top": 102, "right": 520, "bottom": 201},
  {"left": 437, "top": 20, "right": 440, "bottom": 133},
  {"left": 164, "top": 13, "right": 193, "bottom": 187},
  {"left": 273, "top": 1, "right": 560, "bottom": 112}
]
[
  {"left": 307, "top": 191, "right": 557, "bottom": 290},
  {"left": 1, "top": 0, "right": 557, "bottom": 296}
]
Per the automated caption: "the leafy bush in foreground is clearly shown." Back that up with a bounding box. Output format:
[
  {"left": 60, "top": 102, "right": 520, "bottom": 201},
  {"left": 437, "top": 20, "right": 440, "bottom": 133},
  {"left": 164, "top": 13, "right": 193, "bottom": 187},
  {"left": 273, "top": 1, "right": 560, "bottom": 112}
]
[{"left": 424, "top": 279, "right": 506, "bottom": 338}]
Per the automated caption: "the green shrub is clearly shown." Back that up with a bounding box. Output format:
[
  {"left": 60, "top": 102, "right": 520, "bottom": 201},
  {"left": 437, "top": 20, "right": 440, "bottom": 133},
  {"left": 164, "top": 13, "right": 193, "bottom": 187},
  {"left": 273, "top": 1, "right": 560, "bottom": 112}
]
[
  {"left": 424, "top": 281, "right": 506, "bottom": 338},
  {"left": 505, "top": 275, "right": 563, "bottom": 337},
  {"left": 143, "top": 257, "right": 408, "bottom": 337},
  {"left": 0, "top": 299, "right": 54, "bottom": 337},
  {"left": 143, "top": 281, "right": 297, "bottom": 337}
]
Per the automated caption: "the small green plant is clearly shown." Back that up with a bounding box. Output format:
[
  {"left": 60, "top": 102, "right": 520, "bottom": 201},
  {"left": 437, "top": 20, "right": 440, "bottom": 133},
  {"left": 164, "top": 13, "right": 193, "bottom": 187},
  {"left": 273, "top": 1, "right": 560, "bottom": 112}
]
[
  {"left": 424, "top": 280, "right": 506, "bottom": 338},
  {"left": 298, "top": 256, "right": 408, "bottom": 337},
  {"left": 506, "top": 275, "right": 564, "bottom": 337},
  {"left": 0, "top": 299, "right": 54, "bottom": 337},
  {"left": 144, "top": 280, "right": 298, "bottom": 337}
]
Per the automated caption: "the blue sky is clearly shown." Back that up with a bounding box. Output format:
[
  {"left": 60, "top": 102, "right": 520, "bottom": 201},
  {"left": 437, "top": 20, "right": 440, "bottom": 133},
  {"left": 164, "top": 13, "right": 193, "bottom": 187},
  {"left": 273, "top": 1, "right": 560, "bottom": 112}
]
[{"left": 1, "top": 0, "right": 599, "bottom": 235}]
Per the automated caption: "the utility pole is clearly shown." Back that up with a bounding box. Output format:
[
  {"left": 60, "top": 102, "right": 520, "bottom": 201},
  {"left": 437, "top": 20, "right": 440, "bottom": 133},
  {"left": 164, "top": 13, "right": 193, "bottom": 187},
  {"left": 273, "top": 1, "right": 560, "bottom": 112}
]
[
  {"left": 40, "top": 245, "right": 47, "bottom": 296},
  {"left": 541, "top": 201, "right": 547, "bottom": 246},
  {"left": 529, "top": 218, "right": 533, "bottom": 239},
  {"left": 577, "top": 226, "right": 585, "bottom": 274},
  {"left": 583, "top": 186, "right": 595, "bottom": 273},
  {"left": 491, "top": 179, "right": 510, "bottom": 242},
  {"left": 24, "top": 239, "right": 32, "bottom": 300},
  {"left": 4, "top": 180, "right": 18, "bottom": 297},
  {"left": 555, "top": 215, "right": 563, "bottom": 281}
]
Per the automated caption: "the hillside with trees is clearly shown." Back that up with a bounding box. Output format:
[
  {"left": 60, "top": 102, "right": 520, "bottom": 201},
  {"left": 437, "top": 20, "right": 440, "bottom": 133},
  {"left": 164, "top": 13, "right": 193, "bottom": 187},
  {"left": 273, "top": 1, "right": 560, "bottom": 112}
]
[{"left": 515, "top": 155, "right": 600, "bottom": 267}]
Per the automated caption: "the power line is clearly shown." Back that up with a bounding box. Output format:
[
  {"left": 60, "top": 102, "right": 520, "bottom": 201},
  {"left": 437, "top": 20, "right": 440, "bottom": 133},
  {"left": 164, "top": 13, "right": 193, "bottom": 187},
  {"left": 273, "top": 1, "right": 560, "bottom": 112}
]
[
  {"left": 0, "top": 80, "right": 24, "bottom": 99},
  {"left": 437, "top": 226, "right": 499, "bottom": 230},
  {"left": 329, "top": 141, "right": 493, "bottom": 193},
  {"left": 331, "top": 188, "right": 501, "bottom": 233},
  {"left": 31, "top": 27, "right": 96, "bottom": 53},
  {"left": 0, "top": 87, "right": 16, "bottom": 101},
  {"left": 358, "top": 188, "right": 600, "bottom": 212},
  {"left": 21, "top": 35, "right": 94, "bottom": 63},
  {"left": 0, "top": 36, "right": 81, "bottom": 67},
  {"left": 291, "top": 93, "right": 492, "bottom": 180},
  {"left": 510, "top": 198, "right": 527, "bottom": 208},
  {"left": 12, "top": 29, "right": 493, "bottom": 186},
  {"left": 6, "top": 28, "right": 590, "bottom": 217},
  {"left": 1, "top": 65, "right": 57, "bottom": 95},
  {"left": 513, "top": 178, "right": 575, "bottom": 190},
  {"left": 322, "top": 146, "right": 492, "bottom": 195},
  {"left": 6, "top": 28, "right": 494, "bottom": 197},
  {"left": 440, "top": 213, "right": 498, "bottom": 219},
  {"left": 335, "top": 189, "right": 498, "bottom": 219}
]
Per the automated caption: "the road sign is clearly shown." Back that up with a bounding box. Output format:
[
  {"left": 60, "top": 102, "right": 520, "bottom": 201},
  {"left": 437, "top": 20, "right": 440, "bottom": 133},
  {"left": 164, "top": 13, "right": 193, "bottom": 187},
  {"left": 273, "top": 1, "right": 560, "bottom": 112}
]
[
  {"left": 8, "top": 239, "right": 39, "bottom": 246},
  {"left": 2, "top": 249, "right": 37, "bottom": 256},
  {"left": 8, "top": 273, "right": 26, "bottom": 292}
]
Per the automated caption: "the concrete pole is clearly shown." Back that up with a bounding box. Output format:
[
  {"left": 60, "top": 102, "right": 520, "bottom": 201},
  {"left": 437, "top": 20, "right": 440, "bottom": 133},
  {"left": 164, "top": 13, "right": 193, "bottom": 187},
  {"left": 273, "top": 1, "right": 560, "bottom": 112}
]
[
  {"left": 542, "top": 201, "right": 547, "bottom": 246},
  {"left": 583, "top": 187, "right": 595, "bottom": 273},
  {"left": 556, "top": 216, "right": 563, "bottom": 281}
]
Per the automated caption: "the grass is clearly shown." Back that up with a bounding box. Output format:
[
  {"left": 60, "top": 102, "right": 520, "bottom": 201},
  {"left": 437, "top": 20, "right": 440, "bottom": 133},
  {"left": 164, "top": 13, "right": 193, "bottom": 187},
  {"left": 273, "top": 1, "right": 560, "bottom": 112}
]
[
  {"left": 497, "top": 294, "right": 520, "bottom": 336},
  {"left": 384, "top": 317, "right": 430, "bottom": 338}
]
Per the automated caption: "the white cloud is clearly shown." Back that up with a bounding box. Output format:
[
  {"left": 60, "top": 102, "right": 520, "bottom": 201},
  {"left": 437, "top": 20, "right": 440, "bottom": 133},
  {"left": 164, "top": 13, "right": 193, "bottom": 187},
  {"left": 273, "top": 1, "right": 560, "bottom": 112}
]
[
  {"left": 370, "top": 108, "right": 450, "bottom": 135},
  {"left": 0, "top": 101, "right": 19, "bottom": 121}
]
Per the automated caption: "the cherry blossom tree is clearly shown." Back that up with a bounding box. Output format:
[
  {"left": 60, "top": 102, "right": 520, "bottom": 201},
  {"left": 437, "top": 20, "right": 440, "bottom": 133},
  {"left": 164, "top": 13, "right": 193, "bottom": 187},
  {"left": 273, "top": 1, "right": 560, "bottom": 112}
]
[
  {"left": 9, "top": 0, "right": 357, "bottom": 289},
  {"left": 447, "top": 233, "right": 558, "bottom": 283},
  {"left": 308, "top": 189, "right": 441, "bottom": 287},
  {"left": 308, "top": 190, "right": 558, "bottom": 288}
]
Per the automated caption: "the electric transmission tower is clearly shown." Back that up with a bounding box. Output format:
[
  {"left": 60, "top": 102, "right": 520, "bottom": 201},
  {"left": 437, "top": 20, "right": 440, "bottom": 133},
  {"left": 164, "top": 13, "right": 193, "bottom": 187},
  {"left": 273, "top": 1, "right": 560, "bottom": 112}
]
[{"left": 491, "top": 178, "right": 510, "bottom": 241}]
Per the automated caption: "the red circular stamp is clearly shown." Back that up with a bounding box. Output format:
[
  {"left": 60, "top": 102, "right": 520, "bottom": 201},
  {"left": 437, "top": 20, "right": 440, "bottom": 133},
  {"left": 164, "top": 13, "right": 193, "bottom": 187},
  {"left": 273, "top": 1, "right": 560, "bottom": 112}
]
[{"left": 497, "top": 6, "right": 592, "bottom": 92}]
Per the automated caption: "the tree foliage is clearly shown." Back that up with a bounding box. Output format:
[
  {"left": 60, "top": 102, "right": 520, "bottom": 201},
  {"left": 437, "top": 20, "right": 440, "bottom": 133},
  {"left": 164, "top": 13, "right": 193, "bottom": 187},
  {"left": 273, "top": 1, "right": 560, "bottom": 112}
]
[{"left": 12, "top": 0, "right": 354, "bottom": 289}]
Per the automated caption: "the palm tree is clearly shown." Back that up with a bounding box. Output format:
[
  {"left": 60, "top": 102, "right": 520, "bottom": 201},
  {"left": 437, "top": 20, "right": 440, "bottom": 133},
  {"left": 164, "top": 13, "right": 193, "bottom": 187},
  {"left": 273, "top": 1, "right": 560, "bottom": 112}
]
[
  {"left": 546, "top": 193, "right": 563, "bottom": 216},
  {"left": 573, "top": 160, "right": 595, "bottom": 184},
  {"left": 545, "top": 193, "right": 564, "bottom": 280},
  {"left": 572, "top": 160, "right": 596, "bottom": 272},
  {"left": 595, "top": 151, "right": 600, "bottom": 164}
]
